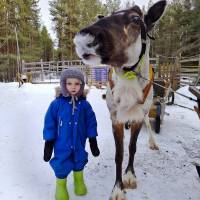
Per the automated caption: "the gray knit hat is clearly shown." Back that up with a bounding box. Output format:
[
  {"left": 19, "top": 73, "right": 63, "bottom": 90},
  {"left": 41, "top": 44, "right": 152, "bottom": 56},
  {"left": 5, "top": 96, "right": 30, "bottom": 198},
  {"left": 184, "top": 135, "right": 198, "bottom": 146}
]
[{"left": 60, "top": 68, "right": 85, "bottom": 97}]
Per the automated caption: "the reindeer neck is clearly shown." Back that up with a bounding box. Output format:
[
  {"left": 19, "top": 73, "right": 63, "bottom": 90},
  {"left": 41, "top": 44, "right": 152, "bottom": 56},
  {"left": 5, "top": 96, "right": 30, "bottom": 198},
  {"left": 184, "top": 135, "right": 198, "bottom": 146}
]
[
  {"left": 122, "top": 17, "right": 147, "bottom": 73},
  {"left": 122, "top": 44, "right": 146, "bottom": 73},
  {"left": 114, "top": 54, "right": 147, "bottom": 80}
]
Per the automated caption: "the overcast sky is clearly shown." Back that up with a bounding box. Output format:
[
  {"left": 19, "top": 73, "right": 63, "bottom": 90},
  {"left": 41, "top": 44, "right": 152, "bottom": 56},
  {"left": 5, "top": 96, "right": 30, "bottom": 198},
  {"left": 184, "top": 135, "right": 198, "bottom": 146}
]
[{"left": 38, "top": 0, "right": 153, "bottom": 40}]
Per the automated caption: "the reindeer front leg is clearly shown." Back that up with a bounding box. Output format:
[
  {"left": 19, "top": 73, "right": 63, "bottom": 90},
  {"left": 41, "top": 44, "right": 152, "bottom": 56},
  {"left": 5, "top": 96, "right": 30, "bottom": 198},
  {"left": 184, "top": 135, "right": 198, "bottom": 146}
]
[
  {"left": 123, "top": 122, "right": 142, "bottom": 189},
  {"left": 109, "top": 123, "right": 126, "bottom": 200}
]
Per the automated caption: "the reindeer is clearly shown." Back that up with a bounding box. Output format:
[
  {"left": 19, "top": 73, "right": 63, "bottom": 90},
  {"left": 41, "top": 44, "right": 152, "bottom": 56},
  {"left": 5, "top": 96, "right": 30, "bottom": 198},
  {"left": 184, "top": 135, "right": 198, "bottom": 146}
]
[{"left": 74, "top": 1, "right": 167, "bottom": 199}]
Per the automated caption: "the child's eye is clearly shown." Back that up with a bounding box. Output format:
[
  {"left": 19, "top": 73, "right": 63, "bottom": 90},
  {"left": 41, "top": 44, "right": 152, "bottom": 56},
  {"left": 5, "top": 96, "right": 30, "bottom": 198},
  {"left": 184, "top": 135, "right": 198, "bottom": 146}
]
[
  {"left": 75, "top": 83, "right": 81, "bottom": 86},
  {"left": 66, "top": 82, "right": 72, "bottom": 85}
]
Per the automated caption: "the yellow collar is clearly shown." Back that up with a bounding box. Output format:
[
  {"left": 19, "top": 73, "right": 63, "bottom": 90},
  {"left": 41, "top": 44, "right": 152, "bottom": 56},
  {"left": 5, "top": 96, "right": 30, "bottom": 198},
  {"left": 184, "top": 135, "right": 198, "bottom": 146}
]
[{"left": 115, "top": 56, "right": 145, "bottom": 80}]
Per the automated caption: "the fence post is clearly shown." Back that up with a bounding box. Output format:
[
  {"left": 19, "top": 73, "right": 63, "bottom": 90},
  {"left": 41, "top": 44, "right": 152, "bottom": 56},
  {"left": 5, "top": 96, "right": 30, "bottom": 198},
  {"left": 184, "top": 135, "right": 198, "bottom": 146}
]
[
  {"left": 56, "top": 61, "right": 59, "bottom": 73},
  {"left": 174, "top": 56, "right": 180, "bottom": 90},
  {"left": 156, "top": 54, "right": 160, "bottom": 78},
  {"left": 22, "top": 60, "right": 25, "bottom": 73},
  {"left": 198, "top": 54, "right": 200, "bottom": 77},
  {"left": 197, "top": 54, "right": 200, "bottom": 86},
  {"left": 41, "top": 59, "right": 44, "bottom": 81}
]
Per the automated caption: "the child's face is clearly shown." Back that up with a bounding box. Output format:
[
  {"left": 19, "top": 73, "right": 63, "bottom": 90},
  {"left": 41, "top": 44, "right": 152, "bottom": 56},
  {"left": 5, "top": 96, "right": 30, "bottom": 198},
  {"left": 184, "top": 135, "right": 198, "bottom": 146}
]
[{"left": 66, "top": 78, "right": 81, "bottom": 96}]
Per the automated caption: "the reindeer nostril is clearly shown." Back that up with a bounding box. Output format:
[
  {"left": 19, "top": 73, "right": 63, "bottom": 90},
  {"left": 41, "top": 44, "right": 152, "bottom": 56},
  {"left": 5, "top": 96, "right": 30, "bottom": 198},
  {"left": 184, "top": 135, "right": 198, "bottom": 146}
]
[{"left": 82, "top": 53, "right": 91, "bottom": 59}]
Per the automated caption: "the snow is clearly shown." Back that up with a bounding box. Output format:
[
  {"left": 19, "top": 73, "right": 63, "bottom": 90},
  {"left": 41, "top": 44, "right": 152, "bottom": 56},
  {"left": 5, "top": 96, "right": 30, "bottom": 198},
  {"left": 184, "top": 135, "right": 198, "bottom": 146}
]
[{"left": 0, "top": 82, "right": 200, "bottom": 200}]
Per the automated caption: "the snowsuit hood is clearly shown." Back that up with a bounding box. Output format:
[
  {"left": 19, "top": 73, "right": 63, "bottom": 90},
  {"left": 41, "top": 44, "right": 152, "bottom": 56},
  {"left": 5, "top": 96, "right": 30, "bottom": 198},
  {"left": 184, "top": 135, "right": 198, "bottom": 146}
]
[
  {"left": 60, "top": 69, "right": 85, "bottom": 98},
  {"left": 54, "top": 86, "right": 89, "bottom": 99}
]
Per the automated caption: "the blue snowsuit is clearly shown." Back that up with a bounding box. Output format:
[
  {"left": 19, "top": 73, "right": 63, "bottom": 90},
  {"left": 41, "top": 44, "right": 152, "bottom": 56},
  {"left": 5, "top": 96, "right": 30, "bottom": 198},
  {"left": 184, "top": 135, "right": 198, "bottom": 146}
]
[{"left": 43, "top": 95, "right": 97, "bottom": 178}]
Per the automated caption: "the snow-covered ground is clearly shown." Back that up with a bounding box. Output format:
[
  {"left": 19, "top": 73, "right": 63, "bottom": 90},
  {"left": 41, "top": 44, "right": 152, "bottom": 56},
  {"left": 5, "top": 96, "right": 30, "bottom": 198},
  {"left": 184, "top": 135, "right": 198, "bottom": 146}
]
[{"left": 0, "top": 82, "right": 200, "bottom": 200}]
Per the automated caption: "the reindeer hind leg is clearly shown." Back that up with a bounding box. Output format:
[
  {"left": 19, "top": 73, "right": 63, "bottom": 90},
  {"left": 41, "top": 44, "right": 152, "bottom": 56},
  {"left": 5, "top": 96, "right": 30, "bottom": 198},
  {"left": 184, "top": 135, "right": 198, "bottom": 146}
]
[{"left": 144, "top": 115, "right": 159, "bottom": 150}]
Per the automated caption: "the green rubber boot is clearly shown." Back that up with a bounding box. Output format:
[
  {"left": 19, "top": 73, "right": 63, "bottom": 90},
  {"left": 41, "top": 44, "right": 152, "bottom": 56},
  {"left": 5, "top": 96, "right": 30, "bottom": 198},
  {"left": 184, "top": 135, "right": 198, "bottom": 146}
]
[
  {"left": 55, "top": 178, "right": 69, "bottom": 200},
  {"left": 73, "top": 170, "right": 87, "bottom": 196}
]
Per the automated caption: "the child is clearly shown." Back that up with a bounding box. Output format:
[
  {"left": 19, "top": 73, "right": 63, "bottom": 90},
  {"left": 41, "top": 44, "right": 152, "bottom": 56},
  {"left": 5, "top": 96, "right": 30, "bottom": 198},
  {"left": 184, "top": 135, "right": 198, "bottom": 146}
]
[{"left": 43, "top": 69, "right": 100, "bottom": 200}]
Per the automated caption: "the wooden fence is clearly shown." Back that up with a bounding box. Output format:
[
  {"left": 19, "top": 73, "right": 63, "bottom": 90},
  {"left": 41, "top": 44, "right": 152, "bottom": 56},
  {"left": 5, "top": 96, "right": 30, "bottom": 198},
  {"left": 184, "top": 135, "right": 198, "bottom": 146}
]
[
  {"left": 21, "top": 59, "right": 85, "bottom": 73},
  {"left": 21, "top": 59, "right": 109, "bottom": 85},
  {"left": 21, "top": 55, "right": 200, "bottom": 87},
  {"left": 179, "top": 55, "right": 200, "bottom": 86},
  {"left": 151, "top": 55, "right": 200, "bottom": 89}
]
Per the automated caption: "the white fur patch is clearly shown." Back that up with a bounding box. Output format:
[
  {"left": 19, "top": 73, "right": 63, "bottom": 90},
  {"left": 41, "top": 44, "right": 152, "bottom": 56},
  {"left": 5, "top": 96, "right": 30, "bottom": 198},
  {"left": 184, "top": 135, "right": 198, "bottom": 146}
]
[
  {"left": 123, "top": 171, "right": 137, "bottom": 187},
  {"left": 113, "top": 75, "right": 144, "bottom": 123},
  {"left": 73, "top": 33, "right": 101, "bottom": 65},
  {"left": 124, "top": 35, "right": 142, "bottom": 67},
  {"left": 106, "top": 68, "right": 153, "bottom": 123},
  {"left": 109, "top": 185, "right": 126, "bottom": 200}
]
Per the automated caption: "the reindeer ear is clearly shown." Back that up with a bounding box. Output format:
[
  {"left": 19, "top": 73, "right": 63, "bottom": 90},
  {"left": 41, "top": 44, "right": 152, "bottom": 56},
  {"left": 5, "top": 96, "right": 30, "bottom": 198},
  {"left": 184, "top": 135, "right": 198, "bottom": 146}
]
[{"left": 144, "top": 0, "right": 167, "bottom": 32}]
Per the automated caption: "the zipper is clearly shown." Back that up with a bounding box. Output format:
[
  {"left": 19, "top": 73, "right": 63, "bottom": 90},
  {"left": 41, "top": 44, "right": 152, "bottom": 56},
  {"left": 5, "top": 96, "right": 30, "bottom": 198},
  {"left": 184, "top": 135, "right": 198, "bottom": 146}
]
[{"left": 58, "top": 117, "right": 62, "bottom": 136}]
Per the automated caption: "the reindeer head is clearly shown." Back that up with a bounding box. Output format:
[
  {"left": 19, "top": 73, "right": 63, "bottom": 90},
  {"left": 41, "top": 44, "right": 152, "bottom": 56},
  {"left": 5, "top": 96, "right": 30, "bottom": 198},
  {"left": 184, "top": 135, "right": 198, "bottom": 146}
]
[{"left": 74, "top": 0, "right": 166, "bottom": 68}]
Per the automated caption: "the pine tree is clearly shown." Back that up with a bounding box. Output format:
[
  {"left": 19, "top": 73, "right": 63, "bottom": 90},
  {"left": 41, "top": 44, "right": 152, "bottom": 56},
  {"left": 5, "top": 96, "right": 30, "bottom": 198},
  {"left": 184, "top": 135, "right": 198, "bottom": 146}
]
[
  {"left": 40, "top": 26, "right": 53, "bottom": 61},
  {"left": 0, "top": 0, "right": 49, "bottom": 81},
  {"left": 50, "top": 0, "right": 68, "bottom": 60},
  {"left": 50, "top": 0, "right": 106, "bottom": 60},
  {"left": 104, "top": 0, "right": 121, "bottom": 14}
]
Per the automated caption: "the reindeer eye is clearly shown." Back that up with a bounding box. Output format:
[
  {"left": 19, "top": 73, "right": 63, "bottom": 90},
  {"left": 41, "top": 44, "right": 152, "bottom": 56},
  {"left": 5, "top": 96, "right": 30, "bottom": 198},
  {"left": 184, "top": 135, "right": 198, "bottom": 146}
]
[
  {"left": 87, "top": 41, "right": 98, "bottom": 48},
  {"left": 131, "top": 16, "right": 141, "bottom": 25},
  {"left": 97, "top": 15, "right": 104, "bottom": 19},
  {"left": 87, "top": 43, "right": 93, "bottom": 48}
]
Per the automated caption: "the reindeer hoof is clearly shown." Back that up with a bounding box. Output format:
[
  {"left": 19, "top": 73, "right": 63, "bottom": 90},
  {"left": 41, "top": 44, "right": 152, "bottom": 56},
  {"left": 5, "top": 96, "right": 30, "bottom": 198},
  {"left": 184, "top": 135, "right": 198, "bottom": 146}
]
[
  {"left": 109, "top": 185, "right": 126, "bottom": 200},
  {"left": 149, "top": 142, "right": 159, "bottom": 150},
  {"left": 123, "top": 171, "right": 137, "bottom": 189},
  {"left": 149, "top": 138, "right": 159, "bottom": 150}
]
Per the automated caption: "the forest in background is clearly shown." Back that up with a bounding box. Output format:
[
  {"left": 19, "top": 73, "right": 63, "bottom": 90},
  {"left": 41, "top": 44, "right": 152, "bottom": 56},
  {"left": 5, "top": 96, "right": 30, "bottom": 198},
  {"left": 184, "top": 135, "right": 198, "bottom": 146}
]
[{"left": 0, "top": 0, "right": 199, "bottom": 81}]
